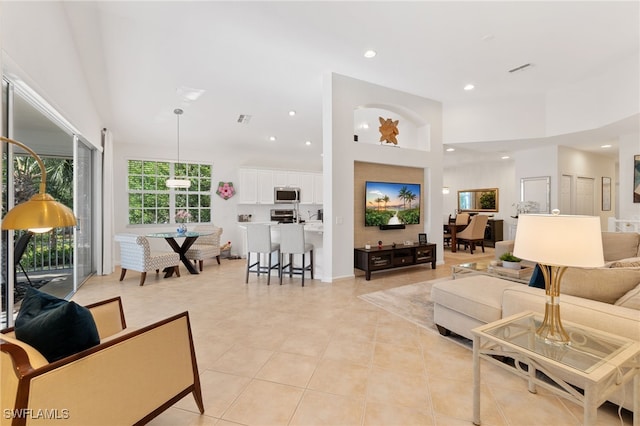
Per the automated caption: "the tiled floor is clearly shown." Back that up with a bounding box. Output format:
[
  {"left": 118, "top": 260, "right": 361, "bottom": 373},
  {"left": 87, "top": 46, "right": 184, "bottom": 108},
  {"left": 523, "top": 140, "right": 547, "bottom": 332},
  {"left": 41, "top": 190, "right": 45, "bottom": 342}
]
[{"left": 71, "top": 247, "right": 633, "bottom": 426}]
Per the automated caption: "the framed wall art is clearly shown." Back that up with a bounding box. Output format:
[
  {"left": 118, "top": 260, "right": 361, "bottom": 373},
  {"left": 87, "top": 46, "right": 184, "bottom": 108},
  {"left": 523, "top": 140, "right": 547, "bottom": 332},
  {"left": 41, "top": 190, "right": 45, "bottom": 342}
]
[{"left": 602, "top": 177, "right": 611, "bottom": 211}]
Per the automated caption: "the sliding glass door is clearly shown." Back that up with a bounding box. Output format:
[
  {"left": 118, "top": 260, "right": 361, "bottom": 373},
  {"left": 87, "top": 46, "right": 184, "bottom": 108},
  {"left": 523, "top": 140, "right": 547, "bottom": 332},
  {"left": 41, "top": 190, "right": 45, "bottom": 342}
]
[{"left": 1, "top": 78, "right": 98, "bottom": 327}]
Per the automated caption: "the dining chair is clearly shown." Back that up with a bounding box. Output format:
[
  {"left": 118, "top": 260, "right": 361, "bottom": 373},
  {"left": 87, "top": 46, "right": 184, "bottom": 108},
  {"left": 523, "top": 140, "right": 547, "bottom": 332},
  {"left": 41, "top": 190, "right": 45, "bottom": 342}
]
[
  {"left": 279, "top": 224, "right": 314, "bottom": 286},
  {"left": 455, "top": 215, "right": 489, "bottom": 254},
  {"left": 185, "top": 225, "right": 223, "bottom": 271},
  {"left": 114, "top": 233, "right": 181, "bottom": 285},
  {"left": 444, "top": 213, "right": 470, "bottom": 246},
  {"left": 245, "top": 224, "right": 280, "bottom": 285}
]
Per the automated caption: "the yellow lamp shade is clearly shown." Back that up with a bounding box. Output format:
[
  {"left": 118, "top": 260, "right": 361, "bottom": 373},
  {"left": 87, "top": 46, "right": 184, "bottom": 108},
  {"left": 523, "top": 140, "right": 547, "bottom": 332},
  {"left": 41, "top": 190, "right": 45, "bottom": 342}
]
[{"left": 1, "top": 193, "right": 76, "bottom": 232}]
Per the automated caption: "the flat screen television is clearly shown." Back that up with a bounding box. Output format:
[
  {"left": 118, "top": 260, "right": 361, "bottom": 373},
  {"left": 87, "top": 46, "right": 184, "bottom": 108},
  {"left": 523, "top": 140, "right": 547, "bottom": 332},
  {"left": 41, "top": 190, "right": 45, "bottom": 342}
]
[{"left": 365, "top": 181, "right": 421, "bottom": 226}]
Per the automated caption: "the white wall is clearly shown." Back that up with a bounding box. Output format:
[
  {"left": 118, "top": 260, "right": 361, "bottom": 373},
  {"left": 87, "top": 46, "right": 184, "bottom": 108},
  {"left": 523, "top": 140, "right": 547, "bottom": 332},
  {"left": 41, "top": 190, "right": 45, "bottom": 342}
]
[
  {"left": 0, "top": 1, "right": 102, "bottom": 148},
  {"left": 325, "top": 73, "right": 443, "bottom": 281},
  {"left": 443, "top": 160, "right": 517, "bottom": 235},
  {"left": 618, "top": 133, "right": 640, "bottom": 220}
]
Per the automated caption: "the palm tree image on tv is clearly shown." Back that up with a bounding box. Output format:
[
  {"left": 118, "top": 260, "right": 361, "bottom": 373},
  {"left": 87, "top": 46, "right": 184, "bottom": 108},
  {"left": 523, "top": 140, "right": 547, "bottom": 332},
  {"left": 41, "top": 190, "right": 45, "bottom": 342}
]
[{"left": 365, "top": 181, "right": 421, "bottom": 226}]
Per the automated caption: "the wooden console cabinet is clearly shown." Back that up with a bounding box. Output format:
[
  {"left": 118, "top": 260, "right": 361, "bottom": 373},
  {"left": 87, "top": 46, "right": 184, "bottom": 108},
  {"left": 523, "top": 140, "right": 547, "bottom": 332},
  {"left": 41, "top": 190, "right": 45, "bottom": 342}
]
[
  {"left": 484, "top": 219, "right": 504, "bottom": 248},
  {"left": 354, "top": 243, "right": 436, "bottom": 280}
]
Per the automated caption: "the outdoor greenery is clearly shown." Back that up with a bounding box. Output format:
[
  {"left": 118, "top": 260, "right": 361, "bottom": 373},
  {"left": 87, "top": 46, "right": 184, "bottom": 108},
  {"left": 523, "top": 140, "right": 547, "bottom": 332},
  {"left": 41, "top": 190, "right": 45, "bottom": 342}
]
[{"left": 127, "top": 160, "right": 212, "bottom": 225}]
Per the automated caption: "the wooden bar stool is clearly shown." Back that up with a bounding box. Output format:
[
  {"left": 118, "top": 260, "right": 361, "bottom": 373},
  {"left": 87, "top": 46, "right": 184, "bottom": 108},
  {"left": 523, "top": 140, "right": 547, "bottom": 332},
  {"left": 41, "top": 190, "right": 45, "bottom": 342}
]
[{"left": 279, "top": 224, "right": 314, "bottom": 287}]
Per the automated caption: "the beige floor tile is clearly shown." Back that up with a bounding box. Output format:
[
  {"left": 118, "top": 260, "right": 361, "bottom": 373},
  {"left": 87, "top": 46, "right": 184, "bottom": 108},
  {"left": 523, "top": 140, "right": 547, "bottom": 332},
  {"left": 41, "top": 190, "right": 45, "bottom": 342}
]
[
  {"left": 307, "top": 358, "right": 369, "bottom": 398},
  {"left": 255, "top": 351, "right": 319, "bottom": 388},
  {"left": 289, "top": 390, "right": 364, "bottom": 426},
  {"left": 366, "top": 366, "right": 430, "bottom": 410},
  {"left": 427, "top": 375, "right": 506, "bottom": 425},
  {"left": 322, "top": 337, "right": 375, "bottom": 366},
  {"left": 222, "top": 379, "right": 304, "bottom": 425},
  {"left": 210, "top": 345, "right": 274, "bottom": 377},
  {"left": 363, "top": 401, "right": 434, "bottom": 426},
  {"left": 279, "top": 331, "right": 332, "bottom": 357},
  {"left": 68, "top": 251, "right": 627, "bottom": 426},
  {"left": 372, "top": 341, "right": 426, "bottom": 374},
  {"left": 173, "top": 369, "right": 251, "bottom": 418}
]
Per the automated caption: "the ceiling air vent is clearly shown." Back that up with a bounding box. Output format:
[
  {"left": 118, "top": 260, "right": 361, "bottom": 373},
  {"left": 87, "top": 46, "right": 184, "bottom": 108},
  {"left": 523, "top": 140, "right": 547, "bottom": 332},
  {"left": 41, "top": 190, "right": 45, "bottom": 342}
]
[
  {"left": 237, "top": 114, "right": 252, "bottom": 124},
  {"left": 508, "top": 63, "right": 532, "bottom": 73}
]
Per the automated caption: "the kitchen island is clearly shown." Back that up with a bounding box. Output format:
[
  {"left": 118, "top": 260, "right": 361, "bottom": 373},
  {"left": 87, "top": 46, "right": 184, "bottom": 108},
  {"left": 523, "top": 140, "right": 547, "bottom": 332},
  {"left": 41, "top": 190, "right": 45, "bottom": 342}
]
[{"left": 237, "top": 221, "right": 324, "bottom": 281}]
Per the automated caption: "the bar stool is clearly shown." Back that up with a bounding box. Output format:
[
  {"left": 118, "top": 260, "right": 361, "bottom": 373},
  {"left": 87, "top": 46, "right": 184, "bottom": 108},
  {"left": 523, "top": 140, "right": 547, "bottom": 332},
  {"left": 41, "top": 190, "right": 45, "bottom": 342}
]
[
  {"left": 279, "top": 223, "right": 314, "bottom": 286},
  {"left": 245, "top": 224, "right": 280, "bottom": 285}
]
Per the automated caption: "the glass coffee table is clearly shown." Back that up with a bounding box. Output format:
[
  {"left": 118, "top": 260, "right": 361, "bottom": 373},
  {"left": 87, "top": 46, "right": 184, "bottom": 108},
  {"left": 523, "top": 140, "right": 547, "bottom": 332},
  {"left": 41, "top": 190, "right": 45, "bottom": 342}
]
[
  {"left": 452, "top": 260, "right": 534, "bottom": 284},
  {"left": 472, "top": 311, "right": 640, "bottom": 426}
]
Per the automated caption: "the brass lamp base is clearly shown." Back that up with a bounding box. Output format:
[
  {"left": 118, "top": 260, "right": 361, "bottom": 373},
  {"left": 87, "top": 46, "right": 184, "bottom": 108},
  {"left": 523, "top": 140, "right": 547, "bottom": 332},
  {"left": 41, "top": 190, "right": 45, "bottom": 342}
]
[{"left": 536, "top": 264, "right": 570, "bottom": 345}]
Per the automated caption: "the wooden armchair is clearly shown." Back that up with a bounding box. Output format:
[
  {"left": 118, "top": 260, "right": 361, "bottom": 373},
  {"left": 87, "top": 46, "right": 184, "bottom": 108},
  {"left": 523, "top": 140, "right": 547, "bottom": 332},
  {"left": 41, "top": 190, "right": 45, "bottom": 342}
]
[
  {"left": 455, "top": 214, "right": 489, "bottom": 254},
  {"left": 1, "top": 297, "right": 203, "bottom": 426},
  {"left": 185, "top": 225, "right": 223, "bottom": 271}
]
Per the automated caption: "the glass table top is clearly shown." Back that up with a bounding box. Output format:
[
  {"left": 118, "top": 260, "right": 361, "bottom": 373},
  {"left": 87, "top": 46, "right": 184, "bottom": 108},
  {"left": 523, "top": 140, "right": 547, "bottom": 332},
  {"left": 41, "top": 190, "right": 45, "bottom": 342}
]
[
  {"left": 453, "top": 260, "right": 534, "bottom": 284},
  {"left": 480, "top": 313, "right": 634, "bottom": 374},
  {"left": 146, "top": 231, "right": 212, "bottom": 238}
]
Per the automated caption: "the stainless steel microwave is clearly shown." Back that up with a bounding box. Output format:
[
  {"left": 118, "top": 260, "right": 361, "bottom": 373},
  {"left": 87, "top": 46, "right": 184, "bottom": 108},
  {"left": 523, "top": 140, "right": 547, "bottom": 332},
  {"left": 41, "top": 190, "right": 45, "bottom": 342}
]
[{"left": 274, "top": 187, "right": 300, "bottom": 204}]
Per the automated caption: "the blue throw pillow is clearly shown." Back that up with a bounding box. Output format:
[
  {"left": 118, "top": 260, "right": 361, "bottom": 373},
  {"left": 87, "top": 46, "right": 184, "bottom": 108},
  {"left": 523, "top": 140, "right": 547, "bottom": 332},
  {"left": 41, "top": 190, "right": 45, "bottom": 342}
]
[
  {"left": 15, "top": 287, "right": 100, "bottom": 362},
  {"left": 528, "top": 264, "right": 546, "bottom": 289}
]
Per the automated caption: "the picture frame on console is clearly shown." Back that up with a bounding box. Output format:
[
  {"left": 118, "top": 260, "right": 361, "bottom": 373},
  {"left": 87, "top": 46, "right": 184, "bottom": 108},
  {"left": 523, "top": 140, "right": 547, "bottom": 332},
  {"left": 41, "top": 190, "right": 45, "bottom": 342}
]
[{"left": 418, "top": 233, "right": 427, "bottom": 244}]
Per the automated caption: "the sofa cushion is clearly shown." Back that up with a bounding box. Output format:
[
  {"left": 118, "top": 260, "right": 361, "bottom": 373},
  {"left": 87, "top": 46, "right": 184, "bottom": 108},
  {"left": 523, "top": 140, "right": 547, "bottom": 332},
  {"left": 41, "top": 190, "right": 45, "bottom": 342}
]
[
  {"left": 561, "top": 266, "right": 640, "bottom": 304},
  {"left": 615, "top": 282, "right": 640, "bottom": 310},
  {"left": 609, "top": 257, "right": 640, "bottom": 268},
  {"left": 15, "top": 288, "right": 100, "bottom": 362},
  {"left": 431, "top": 275, "right": 518, "bottom": 324},
  {"left": 601, "top": 232, "right": 640, "bottom": 261}
]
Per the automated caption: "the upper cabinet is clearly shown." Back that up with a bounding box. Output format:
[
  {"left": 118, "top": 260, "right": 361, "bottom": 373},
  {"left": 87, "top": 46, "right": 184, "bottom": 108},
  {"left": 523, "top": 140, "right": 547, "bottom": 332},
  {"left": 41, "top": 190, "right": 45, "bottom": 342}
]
[{"left": 238, "top": 168, "right": 322, "bottom": 205}]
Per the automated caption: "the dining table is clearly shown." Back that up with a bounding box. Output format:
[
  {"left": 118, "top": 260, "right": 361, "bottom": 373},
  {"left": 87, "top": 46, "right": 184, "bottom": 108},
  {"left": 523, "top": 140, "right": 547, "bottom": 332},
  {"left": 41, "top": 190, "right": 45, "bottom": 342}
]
[
  {"left": 445, "top": 223, "right": 467, "bottom": 253},
  {"left": 146, "top": 230, "right": 213, "bottom": 275}
]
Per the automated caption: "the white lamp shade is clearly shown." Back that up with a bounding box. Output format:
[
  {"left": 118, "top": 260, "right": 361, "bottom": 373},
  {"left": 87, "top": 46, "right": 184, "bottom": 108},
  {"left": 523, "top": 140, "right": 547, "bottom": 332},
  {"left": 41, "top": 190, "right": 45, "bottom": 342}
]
[
  {"left": 166, "top": 179, "right": 191, "bottom": 189},
  {"left": 513, "top": 214, "right": 604, "bottom": 268}
]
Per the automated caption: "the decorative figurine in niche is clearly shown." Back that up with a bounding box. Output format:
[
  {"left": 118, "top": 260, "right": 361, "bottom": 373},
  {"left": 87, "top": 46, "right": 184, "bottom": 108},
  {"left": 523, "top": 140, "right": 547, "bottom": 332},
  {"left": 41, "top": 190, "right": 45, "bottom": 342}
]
[
  {"left": 391, "top": 242, "right": 396, "bottom": 248},
  {"left": 378, "top": 240, "right": 383, "bottom": 249},
  {"left": 378, "top": 117, "right": 399, "bottom": 145}
]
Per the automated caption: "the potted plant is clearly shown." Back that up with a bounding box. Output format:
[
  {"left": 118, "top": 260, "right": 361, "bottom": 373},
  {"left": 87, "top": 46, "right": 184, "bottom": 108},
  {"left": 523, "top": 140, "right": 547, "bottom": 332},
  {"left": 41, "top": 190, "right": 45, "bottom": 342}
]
[{"left": 499, "top": 252, "right": 522, "bottom": 269}]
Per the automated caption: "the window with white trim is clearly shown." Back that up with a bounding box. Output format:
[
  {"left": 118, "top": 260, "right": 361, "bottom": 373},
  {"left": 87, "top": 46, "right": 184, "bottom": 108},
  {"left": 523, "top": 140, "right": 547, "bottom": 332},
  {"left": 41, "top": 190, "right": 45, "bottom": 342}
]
[{"left": 127, "top": 160, "right": 212, "bottom": 225}]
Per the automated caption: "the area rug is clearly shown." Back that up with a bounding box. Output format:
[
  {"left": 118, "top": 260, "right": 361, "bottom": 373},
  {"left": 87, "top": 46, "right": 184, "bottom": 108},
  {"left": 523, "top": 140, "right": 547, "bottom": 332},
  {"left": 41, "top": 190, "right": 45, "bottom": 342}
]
[{"left": 359, "top": 278, "right": 471, "bottom": 347}]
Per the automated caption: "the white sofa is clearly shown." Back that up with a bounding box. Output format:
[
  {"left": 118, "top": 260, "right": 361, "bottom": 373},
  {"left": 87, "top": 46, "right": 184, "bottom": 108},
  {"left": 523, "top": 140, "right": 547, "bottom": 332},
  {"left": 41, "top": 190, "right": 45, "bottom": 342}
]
[{"left": 432, "top": 232, "right": 640, "bottom": 411}]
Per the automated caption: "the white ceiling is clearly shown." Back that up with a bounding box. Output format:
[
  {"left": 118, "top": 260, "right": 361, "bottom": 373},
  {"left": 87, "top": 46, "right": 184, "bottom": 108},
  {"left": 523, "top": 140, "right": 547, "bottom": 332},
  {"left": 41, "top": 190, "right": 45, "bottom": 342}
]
[{"left": 59, "top": 1, "right": 639, "bottom": 169}]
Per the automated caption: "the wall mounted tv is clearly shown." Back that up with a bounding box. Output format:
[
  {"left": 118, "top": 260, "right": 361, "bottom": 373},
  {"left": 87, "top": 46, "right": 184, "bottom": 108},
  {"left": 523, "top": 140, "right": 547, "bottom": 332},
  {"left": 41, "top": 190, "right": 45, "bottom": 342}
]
[{"left": 365, "top": 181, "right": 421, "bottom": 227}]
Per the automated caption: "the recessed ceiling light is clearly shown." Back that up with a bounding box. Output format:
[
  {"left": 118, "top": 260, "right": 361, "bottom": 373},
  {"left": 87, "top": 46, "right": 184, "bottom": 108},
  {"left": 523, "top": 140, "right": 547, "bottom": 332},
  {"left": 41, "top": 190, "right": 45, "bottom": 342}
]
[
  {"left": 601, "top": 144, "right": 612, "bottom": 148},
  {"left": 464, "top": 84, "right": 475, "bottom": 91},
  {"left": 364, "top": 50, "right": 377, "bottom": 58},
  {"left": 501, "top": 155, "right": 510, "bottom": 160},
  {"left": 269, "top": 136, "right": 276, "bottom": 141},
  {"left": 288, "top": 110, "right": 296, "bottom": 116},
  {"left": 446, "top": 147, "right": 455, "bottom": 152},
  {"left": 305, "top": 140, "right": 312, "bottom": 146}
]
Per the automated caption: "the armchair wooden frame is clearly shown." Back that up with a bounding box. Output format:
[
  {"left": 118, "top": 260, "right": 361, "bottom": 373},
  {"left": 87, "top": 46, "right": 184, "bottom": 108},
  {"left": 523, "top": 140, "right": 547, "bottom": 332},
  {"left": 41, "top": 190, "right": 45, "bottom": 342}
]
[{"left": 1, "top": 297, "right": 204, "bottom": 426}]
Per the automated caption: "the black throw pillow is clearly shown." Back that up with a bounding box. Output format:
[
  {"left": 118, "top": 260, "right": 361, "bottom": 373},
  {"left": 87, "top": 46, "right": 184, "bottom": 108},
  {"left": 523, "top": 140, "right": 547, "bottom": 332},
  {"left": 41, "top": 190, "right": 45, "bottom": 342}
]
[
  {"left": 15, "top": 287, "right": 100, "bottom": 362},
  {"left": 528, "top": 264, "right": 546, "bottom": 289}
]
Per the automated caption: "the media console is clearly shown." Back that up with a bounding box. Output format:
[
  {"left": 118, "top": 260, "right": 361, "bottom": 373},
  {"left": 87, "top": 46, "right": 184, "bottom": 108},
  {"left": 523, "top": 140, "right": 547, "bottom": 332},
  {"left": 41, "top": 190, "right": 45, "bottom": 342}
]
[{"left": 354, "top": 243, "right": 436, "bottom": 280}]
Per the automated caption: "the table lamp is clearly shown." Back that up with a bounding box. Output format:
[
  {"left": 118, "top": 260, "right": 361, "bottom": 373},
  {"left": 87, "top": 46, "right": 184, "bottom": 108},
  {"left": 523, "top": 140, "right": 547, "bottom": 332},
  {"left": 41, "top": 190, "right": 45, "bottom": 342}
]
[
  {"left": 513, "top": 211, "right": 604, "bottom": 345},
  {"left": 1, "top": 136, "right": 77, "bottom": 232}
]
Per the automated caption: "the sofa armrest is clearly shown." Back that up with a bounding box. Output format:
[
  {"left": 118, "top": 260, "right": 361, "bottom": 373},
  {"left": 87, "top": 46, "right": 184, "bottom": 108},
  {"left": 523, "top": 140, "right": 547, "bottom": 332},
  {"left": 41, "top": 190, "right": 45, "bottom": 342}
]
[{"left": 4, "top": 312, "right": 203, "bottom": 426}]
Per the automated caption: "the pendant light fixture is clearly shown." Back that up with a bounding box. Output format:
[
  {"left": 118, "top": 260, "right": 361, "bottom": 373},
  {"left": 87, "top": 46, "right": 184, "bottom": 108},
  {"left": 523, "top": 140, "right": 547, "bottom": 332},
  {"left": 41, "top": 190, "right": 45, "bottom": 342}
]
[{"left": 166, "top": 108, "right": 191, "bottom": 189}]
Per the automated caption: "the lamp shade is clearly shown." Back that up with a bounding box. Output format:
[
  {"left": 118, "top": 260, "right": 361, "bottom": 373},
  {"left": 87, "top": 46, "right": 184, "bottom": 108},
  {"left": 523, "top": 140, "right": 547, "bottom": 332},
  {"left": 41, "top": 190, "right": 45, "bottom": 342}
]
[
  {"left": 166, "top": 178, "right": 191, "bottom": 189},
  {"left": 513, "top": 214, "right": 604, "bottom": 268},
  {"left": 1, "top": 192, "right": 76, "bottom": 231}
]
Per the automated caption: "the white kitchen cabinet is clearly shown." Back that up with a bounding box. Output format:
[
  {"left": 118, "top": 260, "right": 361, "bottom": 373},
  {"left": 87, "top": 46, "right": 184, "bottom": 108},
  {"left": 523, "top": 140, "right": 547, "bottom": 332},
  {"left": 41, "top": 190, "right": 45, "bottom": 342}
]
[
  {"left": 313, "top": 174, "right": 323, "bottom": 204},
  {"left": 299, "top": 173, "right": 315, "bottom": 204},
  {"left": 238, "top": 169, "right": 258, "bottom": 204},
  {"left": 274, "top": 171, "right": 300, "bottom": 188},
  {"left": 257, "top": 170, "right": 275, "bottom": 204}
]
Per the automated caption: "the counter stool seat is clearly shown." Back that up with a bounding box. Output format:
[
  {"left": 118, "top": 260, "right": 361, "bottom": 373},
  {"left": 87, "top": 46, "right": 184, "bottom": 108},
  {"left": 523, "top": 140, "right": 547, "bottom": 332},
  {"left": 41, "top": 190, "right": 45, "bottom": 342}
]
[
  {"left": 245, "top": 224, "right": 280, "bottom": 285},
  {"left": 279, "top": 224, "right": 314, "bottom": 287}
]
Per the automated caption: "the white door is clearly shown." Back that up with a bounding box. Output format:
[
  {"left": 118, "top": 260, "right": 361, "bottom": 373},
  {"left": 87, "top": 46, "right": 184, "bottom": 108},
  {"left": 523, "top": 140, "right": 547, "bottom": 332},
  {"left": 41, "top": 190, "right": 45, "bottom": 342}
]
[{"left": 576, "top": 176, "right": 595, "bottom": 215}]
